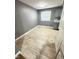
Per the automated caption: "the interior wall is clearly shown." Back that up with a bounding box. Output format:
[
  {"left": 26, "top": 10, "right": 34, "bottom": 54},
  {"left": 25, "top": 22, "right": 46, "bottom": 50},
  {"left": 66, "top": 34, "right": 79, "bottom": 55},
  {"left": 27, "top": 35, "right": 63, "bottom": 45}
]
[
  {"left": 38, "top": 6, "right": 63, "bottom": 27},
  {"left": 55, "top": 9, "right": 64, "bottom": 59},
  {"left": 15, "top": 0, "right": 38, "bottom": 38}
]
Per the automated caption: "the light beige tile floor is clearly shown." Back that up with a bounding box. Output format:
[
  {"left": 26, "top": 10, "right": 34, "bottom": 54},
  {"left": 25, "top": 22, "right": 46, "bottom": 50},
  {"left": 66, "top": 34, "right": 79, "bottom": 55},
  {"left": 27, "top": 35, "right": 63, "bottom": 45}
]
[{"left": 17, "top": 25, "right": 58, "bottom": 59}]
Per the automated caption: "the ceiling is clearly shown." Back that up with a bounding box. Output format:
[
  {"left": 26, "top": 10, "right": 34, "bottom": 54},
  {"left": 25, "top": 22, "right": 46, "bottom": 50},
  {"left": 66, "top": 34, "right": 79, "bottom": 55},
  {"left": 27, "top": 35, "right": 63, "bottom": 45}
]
[{"left": 19, "top": 0, "right": 63, "bottom": 9}]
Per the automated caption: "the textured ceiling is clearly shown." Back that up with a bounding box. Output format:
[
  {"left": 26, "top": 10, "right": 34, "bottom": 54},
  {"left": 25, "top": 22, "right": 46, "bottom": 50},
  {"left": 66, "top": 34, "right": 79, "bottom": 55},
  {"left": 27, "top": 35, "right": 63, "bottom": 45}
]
[{"left": 19, "top": 0, "right": 63, "bottom": 9}]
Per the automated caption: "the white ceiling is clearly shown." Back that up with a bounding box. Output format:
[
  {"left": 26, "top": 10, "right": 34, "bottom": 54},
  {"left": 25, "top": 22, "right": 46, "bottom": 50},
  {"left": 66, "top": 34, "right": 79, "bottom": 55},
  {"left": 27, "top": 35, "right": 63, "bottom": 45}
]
[{"left": 19, "top": 0, "right": 63, "bottom": 9}]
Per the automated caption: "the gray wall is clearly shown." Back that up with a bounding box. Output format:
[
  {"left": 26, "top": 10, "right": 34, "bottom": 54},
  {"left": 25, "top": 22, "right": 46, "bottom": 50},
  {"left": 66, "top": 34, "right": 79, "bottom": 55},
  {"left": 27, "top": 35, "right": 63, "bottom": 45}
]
[
  {"left": 38, "top": 7, "right": 63, "bottom": 27},
  {"left": 15, "top": 0, "right": 38, "bottom": 38}
]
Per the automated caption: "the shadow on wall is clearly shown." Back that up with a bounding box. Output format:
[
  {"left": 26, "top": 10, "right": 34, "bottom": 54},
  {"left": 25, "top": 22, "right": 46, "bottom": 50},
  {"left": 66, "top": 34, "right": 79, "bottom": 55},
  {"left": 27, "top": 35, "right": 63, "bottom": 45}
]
[{"left": 15, "top": 0, "right": 38, "bottom": 38}]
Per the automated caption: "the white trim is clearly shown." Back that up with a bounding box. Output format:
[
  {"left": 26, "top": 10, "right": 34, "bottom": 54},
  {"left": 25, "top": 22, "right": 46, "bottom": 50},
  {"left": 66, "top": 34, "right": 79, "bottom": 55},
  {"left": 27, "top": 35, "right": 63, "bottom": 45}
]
[
  {"left": 15, "top": 51, "right": 21, "bottom": 58},
  {"left": 16, "top": 25, "right": 39, "bottom": 41},
  {"left": 15, "top": 25, "right": 40, "bottom": 57}
]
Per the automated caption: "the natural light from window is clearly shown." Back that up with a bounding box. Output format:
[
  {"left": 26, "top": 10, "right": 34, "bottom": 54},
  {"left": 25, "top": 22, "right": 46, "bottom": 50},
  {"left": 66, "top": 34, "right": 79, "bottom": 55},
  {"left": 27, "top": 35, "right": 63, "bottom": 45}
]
[{"left": 41, "top": 10, "right": 51, "bottom": 21}]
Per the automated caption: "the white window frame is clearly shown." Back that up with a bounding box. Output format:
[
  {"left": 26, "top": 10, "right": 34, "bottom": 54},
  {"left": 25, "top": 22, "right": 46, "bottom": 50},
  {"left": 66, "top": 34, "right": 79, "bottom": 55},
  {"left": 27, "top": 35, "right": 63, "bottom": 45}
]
[{"left": 40, "top": 10, "right": 51, "bottom": 21}]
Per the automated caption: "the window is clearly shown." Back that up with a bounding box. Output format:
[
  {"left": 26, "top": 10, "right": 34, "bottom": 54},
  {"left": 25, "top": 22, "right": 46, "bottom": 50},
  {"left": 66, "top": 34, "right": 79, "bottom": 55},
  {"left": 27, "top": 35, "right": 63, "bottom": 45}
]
[{"left": 41, "top": 10, "right": 51, "bottom": 21}]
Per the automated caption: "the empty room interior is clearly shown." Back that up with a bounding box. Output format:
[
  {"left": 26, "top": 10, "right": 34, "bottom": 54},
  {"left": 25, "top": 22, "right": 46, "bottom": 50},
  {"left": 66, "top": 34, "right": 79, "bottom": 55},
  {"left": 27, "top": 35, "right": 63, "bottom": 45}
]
[{"left": 15, "top": 0, "right": 64, "bottom": 59}]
